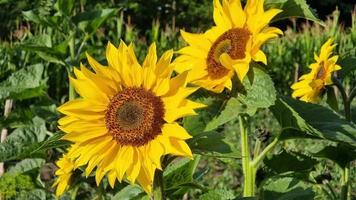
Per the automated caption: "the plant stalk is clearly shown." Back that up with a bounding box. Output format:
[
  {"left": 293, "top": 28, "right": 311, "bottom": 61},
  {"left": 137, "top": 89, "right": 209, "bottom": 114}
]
[
  {"left": 153, "top": 170, "right": 165, "bottom": 200},
  {"left": 239, "top": 115, "right": 255, "bottom": 196},
  {"left": 334, "top": 77, "right": 352, "bottom": 200}
]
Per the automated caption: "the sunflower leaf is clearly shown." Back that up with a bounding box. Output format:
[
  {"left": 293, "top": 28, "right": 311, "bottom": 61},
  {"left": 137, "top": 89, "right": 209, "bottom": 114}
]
[
  {"left": 264, "top": 150, "right": 318, "bottom": 174},
  {"left": 265, "top": 0, "right": 324, "bottom": 25},
  {"left": 8, "top": 158, "right": 46, "bottom": 174},
  {"left": 72, "top": 8, "right": 118, "bottom": 35},
  {"left": 204, "top": 97, "right": 246, "bottom": 132},
  {"left": 164, "top": 155, "right": 201, "bottom": 196},
  {"left": 198, "top": 189, "right": 235, "bottom": 200},
  {"left": 0, "top": 64, "right": 46, "bottom": 100},
  {"left": 312, "top": 144, "right": 356, "bottom": 168},
  {"left": 261, "top": 177, "right": 315, "bottom": 200},
  {"left": 238, "top": 66, "right": 276, "bottom": 116},
  {"left": 270, "top": 96, "right": 356, "bottom": 146},
  {"left": 338, "top": 56, "right": 356, "bottom": 79}
]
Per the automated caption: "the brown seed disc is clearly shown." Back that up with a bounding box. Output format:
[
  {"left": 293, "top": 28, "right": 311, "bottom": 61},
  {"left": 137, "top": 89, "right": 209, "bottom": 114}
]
[
  {"left": 316, "top": 61, "right": 325, "bottom": 79},
  {"left": 105, "top": 87, "right": 165, "bottom": 146},
  {"left": 207, "top": 28, "right": 251, "bottom": 79}
]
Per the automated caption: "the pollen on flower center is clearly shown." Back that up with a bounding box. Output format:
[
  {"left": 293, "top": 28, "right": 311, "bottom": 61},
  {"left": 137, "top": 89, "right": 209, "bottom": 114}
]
[
  {"left": 105, "top": 87, "right": 165, "bottom": 146},
  {"left": 207, "top": 28, "right": 251, "bottom": 79},
  {"left": 316, "top": 61, "right": 326, "bottom": 79}
]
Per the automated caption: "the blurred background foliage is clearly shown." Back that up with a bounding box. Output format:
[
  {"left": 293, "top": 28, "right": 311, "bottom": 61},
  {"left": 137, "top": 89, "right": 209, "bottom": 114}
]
[{"left": 0, "top": 0, "right": 355, "bottom": 199}]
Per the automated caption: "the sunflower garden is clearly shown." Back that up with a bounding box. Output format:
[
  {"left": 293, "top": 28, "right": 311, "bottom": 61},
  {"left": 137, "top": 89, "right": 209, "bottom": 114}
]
[{"left": 0, "top": 0, "right": 355, "bottom": 199}]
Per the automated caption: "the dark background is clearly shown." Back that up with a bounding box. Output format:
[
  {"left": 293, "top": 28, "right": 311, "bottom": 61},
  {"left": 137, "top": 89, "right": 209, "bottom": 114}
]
[{"left": 0, "top": 0, "right": 355, "bottom": 41}]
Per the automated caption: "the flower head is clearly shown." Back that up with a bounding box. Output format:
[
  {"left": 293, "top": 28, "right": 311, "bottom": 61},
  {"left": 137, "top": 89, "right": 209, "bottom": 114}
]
[
  {"left": 174, "top": 0, "right": 283, "bottom": 92},
  {"left": 291, "top": 38, "right": 341, "bottom": 103},
  {"left": 54, "top": 41, "right": 205, "bottom": 195},
  {"left": 53, "top": 152, "right": 75, "bottom": 196}
]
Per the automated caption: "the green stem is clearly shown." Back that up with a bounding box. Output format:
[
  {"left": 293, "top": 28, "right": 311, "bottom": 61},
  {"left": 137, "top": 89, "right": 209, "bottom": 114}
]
[
  {"left": 153, "top": 170, "right": 164, "bottom": 200},
  {"left": 239, "top": 115, "right": 254, "bottom": 197},
  {"left": 334, "top": 77, "right": 352, "bottom": 200},
  {"left": 251, "top": 137, "right": 279, "bottom": 169},
  {"left": 253, "top": 140, "right": 261, "bottom": 159},
  {"left": 70, "top": 185, "right": 80, "bottom": 200},
  {"left": 341, "top": 164, "right": 350, "bottom": 200}
]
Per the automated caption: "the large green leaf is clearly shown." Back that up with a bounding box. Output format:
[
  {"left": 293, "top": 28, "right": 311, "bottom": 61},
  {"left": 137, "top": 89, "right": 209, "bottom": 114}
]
[
  {"left": 0, "top": 64, "right": 46, "bottom": 100},
  {"left": 261, "top": 177, "right": 315, "bottom": 200},
  {"left": 238, "top": 67, "right": 276, "bottom": 116},
  {"left": 8, "top": 159, "right": 45, "bottom": 174},
  {"left": 312, "top": 144, "right": 356, "bottom": 168},
  {"left": 0, "top": 117, "right": 47, "bottom": 162},
  {"left": 164, "top": 156, "right": 201, "bottom": 195},
  {"left": 265, "top": 0, "right": 323, "bottom": 25},
  {"left": 338, "top": 56, "right": 356, "bottom": 79},
  {"left": 57, "top": 0, "right": 74, "bottom": 16},
  {"left": 205, "top": 97, "right": 245, "bottom": 131},
  {"left": 72, "top": 8, "right": 118, "bottom": 35},
  {"left": 264, "top": 150, "right": 318, "bottom": 174},
  {"left": 183, "top": 95, "right": 224, "bottom": 135},
  {"left": 199, "top": 189, "right": 235, "bottom": 200},
  {"left": 112, "top": 185, "right": 144, "bottom": 200},
  {"left": 188, "top": 132, "right": 240, "bottom": 159},
  {"left": 270, "top": 96, "right": 356, "bottom": 146}
]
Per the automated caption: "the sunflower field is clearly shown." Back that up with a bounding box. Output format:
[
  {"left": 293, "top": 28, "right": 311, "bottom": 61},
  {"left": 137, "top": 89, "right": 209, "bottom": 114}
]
[{"left": 0, "top": 0, "right": 355, "bottom": 199}]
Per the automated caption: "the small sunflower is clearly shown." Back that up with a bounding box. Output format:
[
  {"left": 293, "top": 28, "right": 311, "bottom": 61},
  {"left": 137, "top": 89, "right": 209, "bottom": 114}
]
[
  {"left": 53, "top": 151, "right": 75, "bottom": 196},
  {"left": 54, "top": 41, "right": 205, "bottom": 195},
  {"left": 291, "top": 38, "right": 341, "bottom": 103},
  {"left": 174, "top": 0, "right": 283, "bottom": 92}
]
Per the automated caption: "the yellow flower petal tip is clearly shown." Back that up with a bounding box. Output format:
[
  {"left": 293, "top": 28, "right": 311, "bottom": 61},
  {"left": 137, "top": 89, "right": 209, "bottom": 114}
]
[
  {"left": 175, "top": 0, "right": 283, "bottom": 93},
  {"left": 291, "top": 38, "right": 341, "bottom": 103},
  {"left": 54, "top": 41, "right": 202, "bottom": 196}
]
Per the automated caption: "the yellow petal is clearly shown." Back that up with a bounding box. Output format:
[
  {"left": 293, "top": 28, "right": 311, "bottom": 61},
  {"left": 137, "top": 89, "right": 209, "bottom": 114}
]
[
  {"left": 252, "top": 50, "right": 267, "bottom": 65},
  {"left": 180, "top": 30, "right": 211, "bottom": 50},
  {"left": 126, "top": 148, "right": 141, "bottom": 183},
  {"left": 162, "top": 123, "right": 192, "bottom": 140}
]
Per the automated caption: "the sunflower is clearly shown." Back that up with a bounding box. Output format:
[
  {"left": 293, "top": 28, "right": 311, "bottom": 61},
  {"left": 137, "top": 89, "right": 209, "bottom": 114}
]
[
  {"left": 54, "top": 41, "right": 205, "bottom": 196},
  {"left": 291, "top": 38, "right": 341, "bottom": 103},
  {"left": 173, "top": 0, "right": 283, "bottom": 93},
  {"left": 53, "top": 151, "right": 75, "bottom": 196}
]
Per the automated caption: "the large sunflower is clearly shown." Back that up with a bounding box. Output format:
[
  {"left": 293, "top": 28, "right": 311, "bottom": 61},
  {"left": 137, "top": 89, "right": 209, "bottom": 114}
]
[
  {"left": 291, "top": 38, "right": 341, "bottom": 103},
  {"left": 54, "top": 41, "right": 205, "bottom": 195},
  {"left": 174, "top": 0, "right": 283, "bottom": 93}
]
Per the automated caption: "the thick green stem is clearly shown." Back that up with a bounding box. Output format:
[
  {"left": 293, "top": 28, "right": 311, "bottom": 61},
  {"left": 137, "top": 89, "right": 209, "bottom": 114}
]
[
  {"left": 153, "top": 170, "right": 164, "bottom": 200},
  {"left": 334, "top": 77, "right": 352, "bottom": 200},
  {"left": 239, "top": 115, "right": 254, "bottom": 196},
  {"left": 341, "top": 164, "right": 350, "bottom": 200}
]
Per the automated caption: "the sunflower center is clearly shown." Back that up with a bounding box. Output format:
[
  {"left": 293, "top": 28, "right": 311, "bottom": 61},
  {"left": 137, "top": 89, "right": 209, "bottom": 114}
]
[
  {"left": 207, "top": 28, "right": 251, "bottom": 79},
  {"left": 105, "top": 87, "right": 165, "bottom": 146},
  {"left": 316, "top": 61, "right": 326, "bottom": 79}
]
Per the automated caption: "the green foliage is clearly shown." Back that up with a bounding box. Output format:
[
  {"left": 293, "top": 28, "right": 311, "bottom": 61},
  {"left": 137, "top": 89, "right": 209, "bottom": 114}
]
[
  {"left": 0, "top": 173, "right": 34, "bottom": 198},
  {"left": 8, "top": 158, "right": 45, "bottom": 174},
  {"left": 271, "top": 96, "right": 356, "bottom": 146},
  {"left": 198, "top": 189, "right": 235, "bottom": 200},
  {"left": 205, "top": 97, "right": 245, "bottom": 132},
  {"left": 264, "top": 150, "right": 318, "bottom": 174},
  {"left": 72, "top": 8, "right": 119, "bottom": 35},
  {"left": 238, "top": 67, "right": 277, "bottom": 116},
  {"left": 0, "top": 0, "right": 355, "bottom": 199},
  {"left": 164, "top": 156, "right": 201, "bottom": 196},
  {"left": 312, "top": 144, "right": 356, "bottom": 168},
  {"left": 265, "top": 0, "right": 323, "bottom": 25},
  {"left": 261, "top": 177, "right": 315, "bottom": 200},
  {"left": 112, "top": 185, "right": 144, "bottom": 200},
  {"left": 0, "top": 64, "right": 46, "bottom": 100}
]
